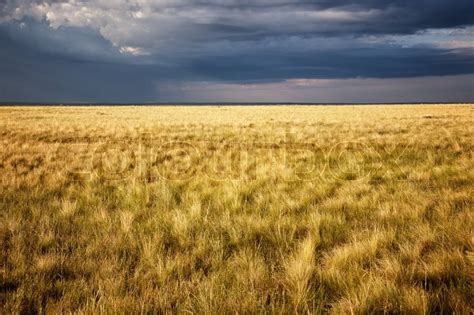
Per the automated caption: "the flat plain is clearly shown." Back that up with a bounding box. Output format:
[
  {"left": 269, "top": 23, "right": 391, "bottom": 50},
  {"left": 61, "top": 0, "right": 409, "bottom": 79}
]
[{"left": 1, "top": 105, "right": 473, "bottom": 313}]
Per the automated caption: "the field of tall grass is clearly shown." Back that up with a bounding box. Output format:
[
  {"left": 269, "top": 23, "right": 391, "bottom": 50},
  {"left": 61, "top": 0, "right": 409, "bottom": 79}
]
[{"left": 1, "top": 105, "right": 473, "bottom": 313}]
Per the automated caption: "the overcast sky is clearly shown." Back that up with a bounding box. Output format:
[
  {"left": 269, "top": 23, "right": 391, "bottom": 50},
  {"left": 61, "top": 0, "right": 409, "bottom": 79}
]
[{"left": 1, "top": 0, "right": 473, "bottom": 103}]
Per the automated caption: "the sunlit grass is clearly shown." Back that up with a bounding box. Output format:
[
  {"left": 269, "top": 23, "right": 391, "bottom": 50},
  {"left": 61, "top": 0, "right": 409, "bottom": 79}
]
[{"left": 1, "top": 105, "right": 473, "bottom": 313}]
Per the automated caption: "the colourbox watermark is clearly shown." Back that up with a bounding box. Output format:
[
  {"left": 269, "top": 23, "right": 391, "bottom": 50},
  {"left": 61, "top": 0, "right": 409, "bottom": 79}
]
[{"left": 61, "top": 129, "right": 465, "bottom": 183}]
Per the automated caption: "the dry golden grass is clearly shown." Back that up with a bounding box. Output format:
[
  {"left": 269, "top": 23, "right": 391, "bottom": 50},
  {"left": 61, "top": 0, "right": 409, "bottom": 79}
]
[{"left": 0, "top": 105, "right": 473, "bottom": 313}]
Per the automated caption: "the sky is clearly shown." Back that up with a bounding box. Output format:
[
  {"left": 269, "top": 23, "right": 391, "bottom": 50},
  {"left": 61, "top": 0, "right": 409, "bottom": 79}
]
[{"left": 0, "top": 0, "right": 473, "bottom": 103}]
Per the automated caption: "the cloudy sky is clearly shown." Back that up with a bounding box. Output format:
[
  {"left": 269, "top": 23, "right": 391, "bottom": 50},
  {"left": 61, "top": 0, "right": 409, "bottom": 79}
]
[{"left": 1, "top": 0, "right": 473, "bottom": 103}]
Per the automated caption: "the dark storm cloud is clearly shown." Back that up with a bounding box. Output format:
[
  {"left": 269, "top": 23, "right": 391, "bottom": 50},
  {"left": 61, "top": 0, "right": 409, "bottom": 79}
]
[
  {"left": 295, "top": 0, "right": 474, "bottom": 31},
  {"left": 0, "top": 26, "right": 194, "bottom": 102},
  {"left": 189, "top": 47, "right": 474, "bottom": 81},
  {"left": 213, "top": 0, "right": 474, "bottom": 36},
  {"left": 0, "top": 0, "right": 473, "bottom": 102}
]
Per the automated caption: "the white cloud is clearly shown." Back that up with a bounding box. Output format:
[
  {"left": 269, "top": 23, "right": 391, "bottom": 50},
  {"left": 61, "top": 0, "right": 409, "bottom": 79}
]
[
  {"left": 359, "top": 26, "right": 474, "bottom": 51},
  {"left": 119, "top": 46, "right": 150, "bottom": 56},
  {"left": 434, "top": 40, "right": 474, "bottom": 49}
]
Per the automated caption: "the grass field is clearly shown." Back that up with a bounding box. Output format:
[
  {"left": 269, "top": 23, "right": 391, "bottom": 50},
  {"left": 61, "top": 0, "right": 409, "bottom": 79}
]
[{"left": 1, "top": 105, "right": 473, "bottom": 313}]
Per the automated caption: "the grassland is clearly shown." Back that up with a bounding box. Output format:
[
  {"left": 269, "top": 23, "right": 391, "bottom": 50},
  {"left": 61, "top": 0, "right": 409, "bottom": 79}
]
[{"left": 0, "top": 105, "right": 473, "bottom": 313}]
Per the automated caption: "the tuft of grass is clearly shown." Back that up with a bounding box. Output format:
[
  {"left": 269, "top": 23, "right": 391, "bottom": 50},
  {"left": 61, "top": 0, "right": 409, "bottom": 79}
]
[{"left": 283, "top": 235, "right": 317, "bottom": 312}]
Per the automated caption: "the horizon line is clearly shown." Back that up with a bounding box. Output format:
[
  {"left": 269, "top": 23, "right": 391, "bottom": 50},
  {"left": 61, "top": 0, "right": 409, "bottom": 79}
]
[{"left": 1, "top": 102, "right": 473, "bottom": 106}]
